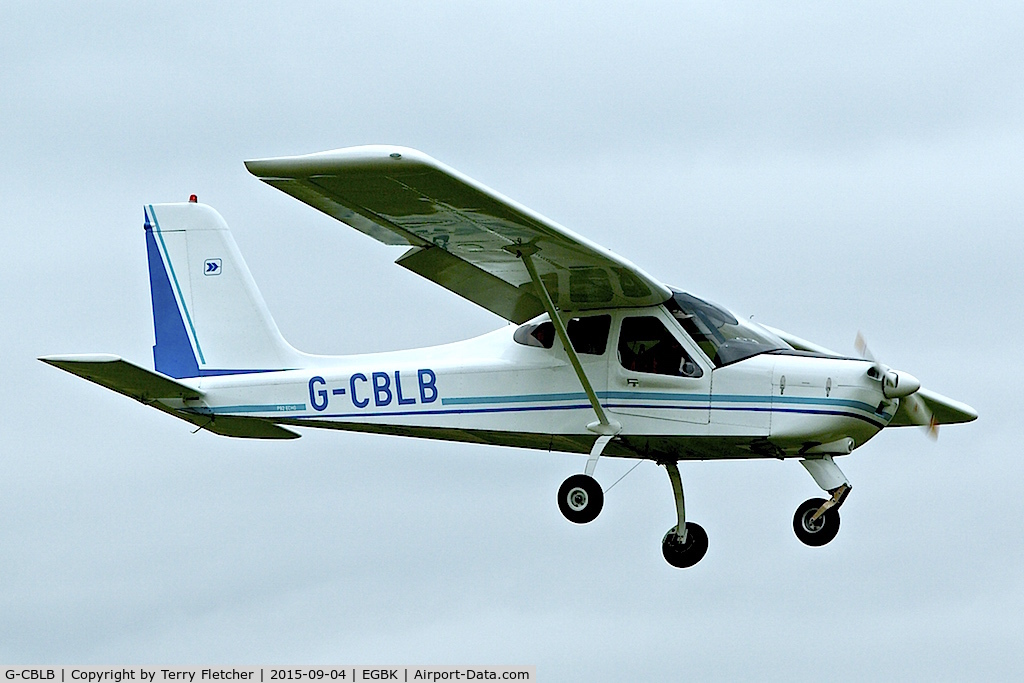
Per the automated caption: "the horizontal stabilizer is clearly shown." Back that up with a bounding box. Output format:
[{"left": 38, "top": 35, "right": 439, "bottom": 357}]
[
  {"left": 890, "top": 388, "right": 978, "bottom": 426},
  {"left": 39, "top": 354, "right": 202, "bottom": 401},
  {"left": 184, "top": 414, "right": 301, "bottom": 439},
  {"left": 38, "top": 354, "right": 301, "bottom": 439}
]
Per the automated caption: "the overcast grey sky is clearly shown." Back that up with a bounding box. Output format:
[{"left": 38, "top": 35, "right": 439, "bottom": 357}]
[{"left": 2, "top": 1, "right": 1022, "bottom": 679}]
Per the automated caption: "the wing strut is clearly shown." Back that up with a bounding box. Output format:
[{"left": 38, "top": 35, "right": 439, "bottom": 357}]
[{"left": 510, "top": 244, "right": 620, "bottom": 439}]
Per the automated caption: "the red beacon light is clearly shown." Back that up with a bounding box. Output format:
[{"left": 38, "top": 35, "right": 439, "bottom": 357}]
[{"left": 189, "top": 194, "right": 198, "bottom": 203}]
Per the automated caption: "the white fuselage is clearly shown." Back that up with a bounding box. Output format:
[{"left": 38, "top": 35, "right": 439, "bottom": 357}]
[{"left": 168, "top": 305, "right": 895, "bottom": 461}]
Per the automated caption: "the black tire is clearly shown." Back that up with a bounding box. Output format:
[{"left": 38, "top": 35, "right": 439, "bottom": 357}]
[
  {"left": 793, "top": 497, "right": 841, "bottom": 547},
  {"left": 661, "top": 522, "right": 709, "bottom": 568},
  {"left": 557, "top": 474, "right": 604, "bottom": 524}
]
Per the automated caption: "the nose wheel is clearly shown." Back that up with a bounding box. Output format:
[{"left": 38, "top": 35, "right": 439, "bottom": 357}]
[
  {"left": 794, "top": 458, "right": 851, "bottom": 547},
  {"left": 793, "top": 497, "right": 841, "bottom": 546},
  {"left": 557, "top": 474, "right": 604, "bottom": 524}
]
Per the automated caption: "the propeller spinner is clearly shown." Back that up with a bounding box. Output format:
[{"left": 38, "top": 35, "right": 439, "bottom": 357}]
[{"left": 855, "top": 332, "right": 938, "bottom": 439}]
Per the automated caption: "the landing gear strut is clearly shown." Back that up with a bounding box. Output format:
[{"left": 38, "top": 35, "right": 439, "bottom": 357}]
[
  {"left": 662, "top": 523, "right": 708, "bottom": 568},
  {"left": 661, "top": 461, "right": 708, "bottom": 568},
  {"left": 794, "top": 456, "right": 851, "bottom": 547},
  {"left": 556, "top": 434, "right": 613, "bottom": 524}
]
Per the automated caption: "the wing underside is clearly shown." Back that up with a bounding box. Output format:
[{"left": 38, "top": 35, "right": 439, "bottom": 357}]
[{"left": 245, "top": 146, "right": 671, "bottom": 323}]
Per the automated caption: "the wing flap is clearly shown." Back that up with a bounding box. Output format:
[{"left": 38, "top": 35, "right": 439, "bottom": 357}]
[
  {"left": 245, "top": 146, "right": 671, "bottom": 321},
  {"left": 395, "top": 246, "right": 544, "bottom": 324}
]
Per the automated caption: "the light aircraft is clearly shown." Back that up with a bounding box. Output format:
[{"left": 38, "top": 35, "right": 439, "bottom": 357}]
[{"left": 41, "top": 146, "right": 977, "bottom": 568}]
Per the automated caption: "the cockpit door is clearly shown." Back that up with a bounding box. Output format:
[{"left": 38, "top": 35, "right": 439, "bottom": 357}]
[{"left": 606, "top": 310, "right": 711, "bottom": 426}]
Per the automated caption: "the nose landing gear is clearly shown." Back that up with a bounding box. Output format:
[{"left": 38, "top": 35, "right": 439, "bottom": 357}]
[
  {"left": 793, "top": 497, "right": 841, "bottom": 546},
  {"left": 794, "top": 457, "right": 852, "bottom": 547}
]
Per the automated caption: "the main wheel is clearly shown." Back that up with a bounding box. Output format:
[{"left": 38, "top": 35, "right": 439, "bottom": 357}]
[
  {"left": 557, "top": 474, "right": 604, "bottom": 524},
  {"left": 661, "top": 522, "right": 708, "bottom": 568},
  {"left": 793, "top": 497, "right": 841, "bottom": 547}
]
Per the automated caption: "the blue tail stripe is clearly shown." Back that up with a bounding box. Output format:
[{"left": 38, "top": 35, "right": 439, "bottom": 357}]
[
  {"left": 147, "top": 205, "right": 206, "bottom": 364},
  {"left": 145, "top": 209, "right": 200, "bottom": 378}
]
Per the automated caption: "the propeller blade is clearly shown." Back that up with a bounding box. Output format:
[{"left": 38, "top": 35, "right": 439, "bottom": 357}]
[
  {"left": 902, "top": 392, "right": 939, "bottom": 440},
  {"left": 854, "top": 331, "right": 875, "bottom": 363},
  {"left": 854, "top": 332, "right": 936, "bottom": 439}
]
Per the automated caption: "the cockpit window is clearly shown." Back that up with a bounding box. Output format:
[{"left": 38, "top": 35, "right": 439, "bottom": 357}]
[
  {"left": 667, "top": 290, "right": 789, "bottom": 367},
  {"left": 513, "top": 314, "right": 611, "bottom": 355},
  {"left": 618, "top": 316, "right": 702, "bottom": 378}
]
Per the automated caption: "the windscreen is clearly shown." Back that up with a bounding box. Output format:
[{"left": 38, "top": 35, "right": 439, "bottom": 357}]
[{"left": 667, "top": 291, "right": 790, "bottom": 366}]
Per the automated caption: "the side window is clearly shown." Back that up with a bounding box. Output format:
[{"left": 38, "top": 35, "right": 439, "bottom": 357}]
[
  {"left": 567, "top": 315, "right": 611, "bottom": 355},
  {"left": 618, "top": 316, "right": 702, "bottom": 378},
  {"left": 513, "top": 314, "right": 611, "bottom": 355},
  {"left": 513, "top": 322, "right": 554, "bottom": 348}
]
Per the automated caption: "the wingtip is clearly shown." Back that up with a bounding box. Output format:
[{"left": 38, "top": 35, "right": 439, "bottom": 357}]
[
  {"left": 244, "top": 145, "right": 433, "bottom": 178},
  {"left": 39, "top": 353, "right": 123, "bottom": 364},
  {"left": 948, "top": 399, "right": 979, "bottom": 423}
]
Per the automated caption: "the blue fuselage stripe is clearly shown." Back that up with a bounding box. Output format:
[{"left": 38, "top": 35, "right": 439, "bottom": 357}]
[
  {"left": 443, "top": 391, "right": 882, "bottom": 415},
  {"left": 203, "top": 398, "right": 887, "bottom": 429}
]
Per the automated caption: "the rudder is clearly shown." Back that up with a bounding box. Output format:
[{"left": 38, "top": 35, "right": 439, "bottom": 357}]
[{"left": 144, "top": 202, "right": 302, "bottom": 378}]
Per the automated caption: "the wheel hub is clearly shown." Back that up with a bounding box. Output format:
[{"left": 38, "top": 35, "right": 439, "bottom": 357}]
[
  {"left": 568, "top": 487, "right": 589, "bottom": 511},
  {"left": 802, "top": 510, "right": 825, "bottom": 533},
  {"left": 557, "top": 473, "right": 604, "bottom": 525}
]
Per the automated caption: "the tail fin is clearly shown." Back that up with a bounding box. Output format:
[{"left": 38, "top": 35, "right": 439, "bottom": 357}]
[{"left": 144, "top": 202, "right": 302, "bottom": 378}]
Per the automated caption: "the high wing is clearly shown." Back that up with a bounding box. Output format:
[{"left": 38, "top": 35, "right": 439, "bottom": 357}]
[{"left": 245, "top": 146, "right": 671, "bottom": 323}]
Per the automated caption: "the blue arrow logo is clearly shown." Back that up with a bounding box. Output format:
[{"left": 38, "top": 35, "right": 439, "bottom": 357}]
[{"left": 204, "top": 259, "right": 222, "bottom": 275}]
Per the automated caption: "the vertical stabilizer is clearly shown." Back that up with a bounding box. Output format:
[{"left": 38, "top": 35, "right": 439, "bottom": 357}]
[{"left": 144, "top": 202, "right": 302, "bottom": 378}]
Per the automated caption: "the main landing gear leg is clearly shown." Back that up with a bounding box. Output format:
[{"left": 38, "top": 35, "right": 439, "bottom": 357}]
[
  {"left": 514, "top": 245, "right": 621, "bottom": 528},
  {"left": 557, "top": 434, "right": 613, "bottom": 524},
  {"left": 793, "top": 456, "right": 851, "bottom": 547},
  {"left": 660, "top": 461, "right": 708, "bottom": 568}
]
